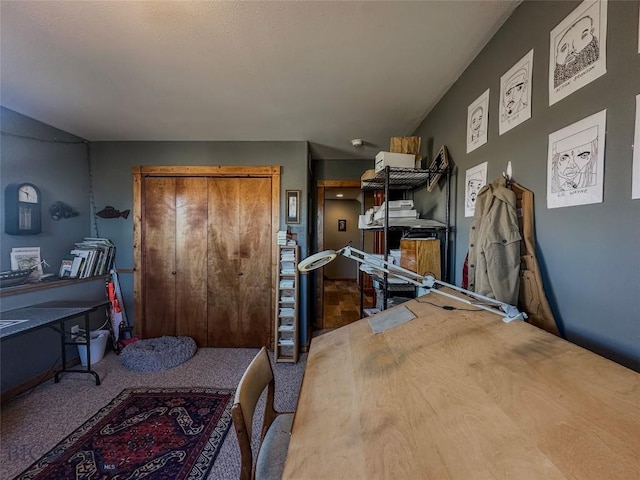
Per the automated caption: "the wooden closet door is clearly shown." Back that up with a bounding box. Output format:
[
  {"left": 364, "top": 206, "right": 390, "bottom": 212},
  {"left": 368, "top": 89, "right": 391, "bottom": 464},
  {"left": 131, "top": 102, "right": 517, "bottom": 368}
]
[
  {"left": 175, "top": 177, "right": 208, "bottom": 345},
  {"left": 143, "top": 177, "right": 177, "bottom": 339},
  {"left": 207, "top": 177, "right": 272, "bottom": 347}
]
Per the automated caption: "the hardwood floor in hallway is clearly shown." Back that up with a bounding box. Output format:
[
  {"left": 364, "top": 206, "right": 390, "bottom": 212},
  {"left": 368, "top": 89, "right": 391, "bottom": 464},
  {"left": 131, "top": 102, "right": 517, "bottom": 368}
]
[{"left": 322, "top": 279, "right": 374, "bottom": 329}]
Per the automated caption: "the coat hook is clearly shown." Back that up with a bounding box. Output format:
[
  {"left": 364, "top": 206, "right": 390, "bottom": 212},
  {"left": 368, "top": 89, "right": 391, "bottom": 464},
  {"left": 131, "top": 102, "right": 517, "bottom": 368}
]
[{"left": 502, "top": 161, "right": 513, "bottom": 182}]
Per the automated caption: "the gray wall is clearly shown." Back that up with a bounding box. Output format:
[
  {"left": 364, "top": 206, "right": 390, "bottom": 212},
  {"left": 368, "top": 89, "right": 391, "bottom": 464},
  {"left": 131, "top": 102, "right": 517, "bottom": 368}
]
[
  {"left": 413, "top": 0, "right": 639, "bottom": 369},
  {"left": 1, "top": 107, "right": 106, "bottom": 392},
  {"left": 89, "top": 141, "right": 311, "bottom": 344},
  {"left": 0, "top": 107, "right": 91, "bottom": 272},
  {"left": 313, "top": 158, "right": 374, "bottom": 180},
  {"left": 324, "top": 199, "right": 361, "bottom": 279}
]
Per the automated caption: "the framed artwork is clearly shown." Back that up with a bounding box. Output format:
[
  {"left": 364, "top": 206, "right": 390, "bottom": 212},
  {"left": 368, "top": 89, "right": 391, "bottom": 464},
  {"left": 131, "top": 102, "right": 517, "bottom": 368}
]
[
  {"left": 427, "top": 145, "right": 449, "bottom": 192},
  {"left": 465, "top": 162, "right": 488, "bottom": 217},
  {"left": 549, "top": 0, "right": 608, "bottom": 106},
  {"left": 338, "top": 219, "right": 347, "bottom": 231},
  {"left": 547, "top": 109, "right": 606, "bottom": 209},
  {"left": 467, "top": 89, "right": 489, "bottom": 153},
  {"left": 499, "top": 49, "right": 533, "bottom": 135},
  {"left": 286, "top": 190, "right": 301, "bottom": 224}
]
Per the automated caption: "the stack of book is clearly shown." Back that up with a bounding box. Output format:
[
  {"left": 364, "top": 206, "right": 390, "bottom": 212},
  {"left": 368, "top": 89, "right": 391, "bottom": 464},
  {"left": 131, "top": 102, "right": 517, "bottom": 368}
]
[
  {"left": 277, "top": 230, "right": 291, "bottom": 245},
  {"left": 59, "top": 237, "right": 115, "bottom": 278}
]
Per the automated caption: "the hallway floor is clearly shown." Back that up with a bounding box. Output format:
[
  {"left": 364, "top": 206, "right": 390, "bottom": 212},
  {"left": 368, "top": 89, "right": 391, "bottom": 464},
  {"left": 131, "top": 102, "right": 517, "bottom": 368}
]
[{"left": 322, "top": 279, "right": 374, "bottom": 330}]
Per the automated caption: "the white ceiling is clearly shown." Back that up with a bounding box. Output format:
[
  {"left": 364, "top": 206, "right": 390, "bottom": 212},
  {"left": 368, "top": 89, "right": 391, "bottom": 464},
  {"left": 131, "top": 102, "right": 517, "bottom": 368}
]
[{"left": 0, "top": 1, "right": 519, "bottom": 160}]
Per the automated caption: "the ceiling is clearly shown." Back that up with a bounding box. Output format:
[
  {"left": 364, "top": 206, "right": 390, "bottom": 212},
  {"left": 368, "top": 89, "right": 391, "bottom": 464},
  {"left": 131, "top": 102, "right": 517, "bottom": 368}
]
[{"left": 0, "top": 1, "right": 519, "bottom": 160}]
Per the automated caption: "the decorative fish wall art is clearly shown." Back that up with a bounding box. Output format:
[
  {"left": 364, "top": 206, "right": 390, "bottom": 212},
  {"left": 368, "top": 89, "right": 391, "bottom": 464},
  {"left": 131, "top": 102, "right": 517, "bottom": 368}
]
[{"left": 96, "top": 206, "right": 130, "bottom": 219}]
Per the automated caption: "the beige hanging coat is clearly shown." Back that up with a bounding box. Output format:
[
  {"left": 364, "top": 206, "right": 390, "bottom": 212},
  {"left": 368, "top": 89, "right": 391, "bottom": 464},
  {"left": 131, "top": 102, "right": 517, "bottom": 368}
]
[
  {"left": 468, "top": 176, "right": 521, "bottom": 305},
  {"left": 510, "top": 182, "right": 560, "bottom": 336}
]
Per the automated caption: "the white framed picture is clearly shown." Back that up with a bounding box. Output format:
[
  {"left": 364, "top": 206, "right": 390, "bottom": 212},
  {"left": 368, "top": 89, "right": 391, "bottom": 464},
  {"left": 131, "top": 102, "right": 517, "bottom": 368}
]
[
  {"left": 499, "top": 49, "right": 533, "bottom": 135},
  {"left": 549, "top": 0, "right": 608, "bottom": 106},
  {"left": 547, "top": 109, "right": 606, "bottom": 209},
  {"left": 465, "top": 162, "right": 488, "bottom": 217},
  {"left": 466, "top": 89, "right": 489, "bottom": 153},
  {"left": 633, "top": 95, "right": 640, "bottom": 199}
]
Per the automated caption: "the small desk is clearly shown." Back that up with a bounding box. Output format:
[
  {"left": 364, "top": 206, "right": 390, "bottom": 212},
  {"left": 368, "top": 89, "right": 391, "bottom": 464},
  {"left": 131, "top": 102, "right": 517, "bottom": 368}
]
[
  {"left": 284, "top": 291, "right": 640, "bottom": 479},
  {"left": 1, "top": 300, "right": 110, "bottom": 385}
]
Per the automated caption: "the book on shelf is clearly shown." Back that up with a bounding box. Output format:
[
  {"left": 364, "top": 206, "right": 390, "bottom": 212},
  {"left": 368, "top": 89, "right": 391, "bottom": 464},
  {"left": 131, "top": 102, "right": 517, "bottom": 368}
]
[
  {"left": 70, "top": 255, "right": 85, "bottom": 278},
  {"left": 58, "top": 255, "right": 74, "bottom": 278},
  {"left": 62, "top": 237, "right": 116, "bottom": 279}
]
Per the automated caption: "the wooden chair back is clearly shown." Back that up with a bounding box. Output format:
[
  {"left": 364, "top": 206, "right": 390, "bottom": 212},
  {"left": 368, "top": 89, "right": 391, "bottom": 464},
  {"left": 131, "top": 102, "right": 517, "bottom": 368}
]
[{"left": 231, "top": 347, "right": 278, "bottom": 480}]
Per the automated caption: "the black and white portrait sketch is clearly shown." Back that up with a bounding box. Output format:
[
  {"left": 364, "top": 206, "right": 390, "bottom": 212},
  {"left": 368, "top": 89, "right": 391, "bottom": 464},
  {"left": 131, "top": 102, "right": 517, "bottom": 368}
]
[
  {"left": 551, "top": 127, "right": 597, "bottom": 192},
  {"left": 547, "top": 110, "right": 606, "bottom": 209},
  {"left": 499, "top": 50, "right": 533, "bottom": 135},
  {"left": 549, "top": 0, "right": 607, "bottom": 106},
  {"left": 465, "top": 162, "right": 487, "bottom": 217},
  {"left": 466, "top": 89, "right": 489, "bottom": 153}
]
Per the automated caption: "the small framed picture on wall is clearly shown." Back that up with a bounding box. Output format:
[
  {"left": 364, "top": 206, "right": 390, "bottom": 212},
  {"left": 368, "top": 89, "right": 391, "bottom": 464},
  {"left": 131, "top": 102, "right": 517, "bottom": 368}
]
[
  {"left": 286, "top": 190, "right": 301, "bottom": 224},
  {"left": 338, "top": 219, "right": 347, "bottom": 231}
]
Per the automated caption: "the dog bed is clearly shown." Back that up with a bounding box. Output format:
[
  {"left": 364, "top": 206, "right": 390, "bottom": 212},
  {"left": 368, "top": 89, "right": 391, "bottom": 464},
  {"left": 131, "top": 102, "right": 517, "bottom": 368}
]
[{"left": 120, "top": 336, "right": 197, "bottom": 371}]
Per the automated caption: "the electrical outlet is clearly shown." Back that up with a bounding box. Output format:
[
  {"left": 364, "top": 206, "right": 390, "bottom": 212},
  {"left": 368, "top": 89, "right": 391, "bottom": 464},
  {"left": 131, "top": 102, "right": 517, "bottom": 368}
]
[{"left": 71, "top": 325, "right": 80, "bottom": 335}]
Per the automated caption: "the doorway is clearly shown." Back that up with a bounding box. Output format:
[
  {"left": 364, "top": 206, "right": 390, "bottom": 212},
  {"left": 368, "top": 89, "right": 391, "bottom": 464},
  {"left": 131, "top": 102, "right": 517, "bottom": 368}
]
[{"left": 315, "top": 181, "right": 371, "bottom": 330}]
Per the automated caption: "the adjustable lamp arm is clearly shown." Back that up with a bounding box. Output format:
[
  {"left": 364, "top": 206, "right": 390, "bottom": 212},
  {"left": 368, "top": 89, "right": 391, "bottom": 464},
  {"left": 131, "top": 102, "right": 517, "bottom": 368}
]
[{"left": 299, "top": 245, "right": 526, "bottom": 323}]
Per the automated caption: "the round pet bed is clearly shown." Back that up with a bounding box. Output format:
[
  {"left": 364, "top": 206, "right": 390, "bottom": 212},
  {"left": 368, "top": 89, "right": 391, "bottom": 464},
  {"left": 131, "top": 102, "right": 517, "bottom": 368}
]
[{"left": 120, "top": 336, "right": 197, "bottom": 372}]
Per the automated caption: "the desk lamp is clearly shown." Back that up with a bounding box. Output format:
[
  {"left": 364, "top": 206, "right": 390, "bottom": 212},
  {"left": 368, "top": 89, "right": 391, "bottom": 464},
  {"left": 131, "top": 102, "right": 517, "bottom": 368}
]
[{"left": 299, "top": 245, "right": 526, "bottom": 323}]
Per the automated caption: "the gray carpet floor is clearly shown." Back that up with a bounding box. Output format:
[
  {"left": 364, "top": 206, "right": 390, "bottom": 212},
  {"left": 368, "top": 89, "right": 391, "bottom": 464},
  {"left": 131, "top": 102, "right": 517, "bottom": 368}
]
[{"left": 0, "top": 347, "right": 307, "bottom": 480}]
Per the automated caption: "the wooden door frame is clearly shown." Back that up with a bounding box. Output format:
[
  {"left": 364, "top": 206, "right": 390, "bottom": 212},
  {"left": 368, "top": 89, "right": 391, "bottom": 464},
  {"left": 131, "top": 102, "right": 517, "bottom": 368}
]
[
  {"left": 133, "top": 166, "right": 281, "bottom": 345},
  {"left": 315, "top": 180, "right": 361, "bottom": 329}
]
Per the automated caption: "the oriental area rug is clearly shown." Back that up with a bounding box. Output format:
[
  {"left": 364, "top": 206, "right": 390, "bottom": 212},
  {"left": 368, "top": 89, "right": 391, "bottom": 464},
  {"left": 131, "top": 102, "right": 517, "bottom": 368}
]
[{"left": 15, "top": 387, "right": 234, "bottom": 480}]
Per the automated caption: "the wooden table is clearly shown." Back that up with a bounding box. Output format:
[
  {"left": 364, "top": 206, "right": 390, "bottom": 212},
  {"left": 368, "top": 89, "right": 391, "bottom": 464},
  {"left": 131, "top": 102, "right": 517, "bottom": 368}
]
[{"left": 283, "top": 291, "right": 640, "bottom": 479}]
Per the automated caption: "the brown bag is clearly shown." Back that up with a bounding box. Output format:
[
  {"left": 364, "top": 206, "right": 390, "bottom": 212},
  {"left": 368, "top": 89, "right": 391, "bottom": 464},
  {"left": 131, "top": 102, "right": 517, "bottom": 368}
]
[{"left": 510, "top": 182, "right": 560, "bottom": 336}]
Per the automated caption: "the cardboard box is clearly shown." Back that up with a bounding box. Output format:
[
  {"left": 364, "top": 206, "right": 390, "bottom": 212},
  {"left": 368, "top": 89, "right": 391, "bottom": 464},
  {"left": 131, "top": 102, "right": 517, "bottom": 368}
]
[
  {"left": 379, "top": 200, "right": 414, "bottom": 210},
  {"left": 375, "top": 151, "right": 416, "bottom": 173}
]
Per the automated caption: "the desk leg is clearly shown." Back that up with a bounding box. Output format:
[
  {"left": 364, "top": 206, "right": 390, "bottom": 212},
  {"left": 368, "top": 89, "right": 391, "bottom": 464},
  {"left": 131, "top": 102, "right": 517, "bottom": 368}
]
[
  {"left": 54, "top": 319, "right": 67, "bottom": 383},
  {"left": 83, "top": 313, "right": 100, "bottom": 386},
  {"left": 54, "top": 313, "right": 101, "bottom": 386}
]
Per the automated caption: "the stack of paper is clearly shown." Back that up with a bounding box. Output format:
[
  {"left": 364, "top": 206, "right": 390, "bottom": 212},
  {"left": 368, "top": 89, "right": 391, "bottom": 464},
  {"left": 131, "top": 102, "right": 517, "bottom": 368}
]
[
  {"left": 281, "top": 261, "right": 296, "bottom": 275},
  {"left": 280, "top": 251, "right": 296, "bottom": 262},
  {"left": 277, "top": 230, "right": 291, "bottom": 245}
]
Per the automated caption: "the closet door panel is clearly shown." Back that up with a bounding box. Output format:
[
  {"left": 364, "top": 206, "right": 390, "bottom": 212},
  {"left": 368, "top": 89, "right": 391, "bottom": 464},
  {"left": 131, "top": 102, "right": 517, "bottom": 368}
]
[
  {"left": 207, "top": 178, "right": 242, "bottom": 347},
  {"left": 238, "top": 177, "right": 272, "bottom": 347},
  {"left": 175, "top": 177, "right": 209, "bottom": 346},
  {"left": 143, "top": 177, "right": 176, "bottom": 339}
]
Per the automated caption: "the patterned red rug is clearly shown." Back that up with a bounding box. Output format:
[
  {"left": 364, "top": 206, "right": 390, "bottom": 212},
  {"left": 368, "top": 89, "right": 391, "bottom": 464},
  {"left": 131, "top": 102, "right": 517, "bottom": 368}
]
[{"left": 15, "top": 387, "right": 234, "bottom": 480}]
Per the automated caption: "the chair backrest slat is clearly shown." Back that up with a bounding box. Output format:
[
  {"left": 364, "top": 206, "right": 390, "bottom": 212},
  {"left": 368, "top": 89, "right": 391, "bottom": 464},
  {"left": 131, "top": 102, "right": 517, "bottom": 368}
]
[{"left": 232, "top": 347, "right": 278, "bottom": 480}]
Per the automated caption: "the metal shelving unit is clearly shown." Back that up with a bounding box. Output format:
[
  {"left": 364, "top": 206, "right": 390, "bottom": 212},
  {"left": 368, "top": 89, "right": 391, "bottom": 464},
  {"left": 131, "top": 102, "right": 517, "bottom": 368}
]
[{"left": 359, "top": 165, "right": 451, "bottom": 315}]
